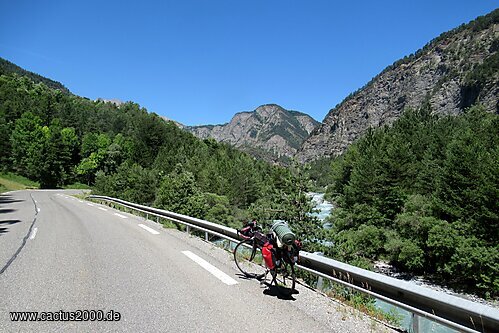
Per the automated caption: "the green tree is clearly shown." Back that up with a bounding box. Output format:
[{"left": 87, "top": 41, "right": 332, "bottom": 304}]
[
  {"left": 250, "top": 163, "right": 321, "bottom": 250},
  {"left": 94, "top": 162, "right": 157, "bottom": 205},
  {"left": 10, "top": 112, "right": 45, "bottom": 178},
  {"left": 0, "top": 109, "right": 12, "bottom": 169},
  {"left": 433, "top": 107, "right": 499, "bottom": 242},
  {"left": 33, "top": 120, "right": 80, "bottom": 188},
  {"left": 154, "top": 166, "right": 206, "bottom": 218},
  {"left": 203, "top": 193, "right": 235, "bottom": 227}
]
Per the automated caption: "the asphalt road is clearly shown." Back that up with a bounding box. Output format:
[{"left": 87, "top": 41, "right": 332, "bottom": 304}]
[{"left": 0, "top": 190, "right": 397, "bottom": 332}]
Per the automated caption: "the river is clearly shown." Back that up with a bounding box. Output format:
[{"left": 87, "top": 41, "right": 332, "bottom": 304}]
[{"left": 308, "top": 192, "right": 333, "bottom": 229}]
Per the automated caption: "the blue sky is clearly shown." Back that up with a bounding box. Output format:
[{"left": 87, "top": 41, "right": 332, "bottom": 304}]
[{"left": 0, "top": 1, "right": 497, "bottom": 125}]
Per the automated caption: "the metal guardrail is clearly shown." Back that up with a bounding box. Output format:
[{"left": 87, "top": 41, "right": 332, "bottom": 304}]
[{"left": 88, "top": 195, "right": 499, "bottom": 333}]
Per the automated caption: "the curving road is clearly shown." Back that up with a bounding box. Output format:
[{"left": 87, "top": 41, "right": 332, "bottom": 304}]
[{"left": 0, "top": 190, "right": 397, "bottom": 332}]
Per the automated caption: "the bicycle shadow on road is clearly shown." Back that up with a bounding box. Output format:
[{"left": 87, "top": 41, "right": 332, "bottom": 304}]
[
  {"left": 261, "top": 284, "right": 297, "bottom": 301},
  {"left": 234, "top": 272, "right": 298, "bottom": 301},
  {"left": 235, "top": 273, "right": 257, "bottom": 281}
]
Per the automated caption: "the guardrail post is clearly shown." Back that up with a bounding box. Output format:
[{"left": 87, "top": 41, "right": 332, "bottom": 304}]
[
  {"left": 186, "top": 226, "right": 190, "bottom": 234},
  {"left": 316, "top": 276, "right": 324, "bottom": 291},
  {"left": 146, "top": 213, "right": 149, "bottom": 221},
  {"left": 205, "top": 232, "right": 209, "bottom": 241},
  {"left": 411, "top": 313, "right": 419, "bottom": 333}
]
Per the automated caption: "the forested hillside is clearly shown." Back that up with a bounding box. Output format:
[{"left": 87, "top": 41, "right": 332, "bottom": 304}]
[
  {"left": 0, "top": 58, "right": 69, "bottom": 93},
  {"left": 0, "top": 71, "right": 320, "bottom": 243},
  {"left": 309, "top": 104, "right": 498, "bottom": 297}
]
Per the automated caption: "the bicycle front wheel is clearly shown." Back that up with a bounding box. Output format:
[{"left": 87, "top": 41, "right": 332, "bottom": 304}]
[
  {"left": 272, "top": 262, "right": 296, "bottom": 291},
  {"left": 233, "top": 239, "right": 267, "bottom": 279}
]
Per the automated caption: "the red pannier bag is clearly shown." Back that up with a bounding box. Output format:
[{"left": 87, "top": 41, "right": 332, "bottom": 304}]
[{"left": 262, "top": 242, "right": 275, "bottom": 270}]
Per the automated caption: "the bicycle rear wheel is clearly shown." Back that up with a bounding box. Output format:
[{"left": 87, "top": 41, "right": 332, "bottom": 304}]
[{"left": 233, "top": 239, "right": 267, "bottom": 279}]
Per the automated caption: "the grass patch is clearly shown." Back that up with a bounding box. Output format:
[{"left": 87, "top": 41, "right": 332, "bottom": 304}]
[
  {"left": 73, "top": 193, "right": 90, "bottom": 200},
  {"left": 64, "top": 182, "right": 92, "bottom": 190},
  {"left": 0, "top": 172, "right": 39, "bottom": 191},
  {"left": 324, "top": 285, "right": 403, "bottom": 327},
  {"left": 161, "top": 219, "right": 180, "bottom": 230}
]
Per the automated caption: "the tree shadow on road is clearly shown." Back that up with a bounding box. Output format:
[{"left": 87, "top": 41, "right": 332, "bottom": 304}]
[
  {"left": 0, "top": 195, "right": 24, "bottom": 205},
  {"left": 0, "top": 220, "right": 22, "bottom": 236},
  {"left": 0, "top": 220, "right": 21, "bottom": 225}
]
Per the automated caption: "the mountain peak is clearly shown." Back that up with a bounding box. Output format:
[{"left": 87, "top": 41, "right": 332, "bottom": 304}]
[{"left": 187, "top": 104, "right": 319, "bottom": 162}]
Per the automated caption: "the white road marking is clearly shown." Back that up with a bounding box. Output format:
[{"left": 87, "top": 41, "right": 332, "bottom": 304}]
[
  {"left": 37, "top": 208, "right": 40, "bottom": 213},
  {"left": 98, "top": 207, "right": 108, "bottom": 211},
  {"left": 182, "top": 250, "right": 238, "bottom": 286},
  {"left": 86, "top": 203, "right": 95, "bottom": 207},
  {"left": 114, "top": 213, "right": 127, "bottom": 219},
  {"left": 29, "top": 227, "right": 38, "bottom": 240},
  {"left": 138, "top": 224, "right": 160, "bottom": 235}
]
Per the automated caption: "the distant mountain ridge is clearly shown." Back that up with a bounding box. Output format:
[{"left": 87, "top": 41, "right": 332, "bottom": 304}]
[
  {"left": 0, "top": 57, "right": 319, "bottom": 163},
  {"left": 0, "top": 57, "right": 70, "bottom": 93},
  {"left": 187, "top": 104, "right": 319, "bottom": 162},
  {"left": 297, "top": 9, "right": 498, "bottom": 162}
]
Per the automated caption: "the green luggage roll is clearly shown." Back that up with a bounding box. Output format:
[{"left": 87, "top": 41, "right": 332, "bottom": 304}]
[{"left": 271, "top": 221, "right": 295, "bottom": 246}]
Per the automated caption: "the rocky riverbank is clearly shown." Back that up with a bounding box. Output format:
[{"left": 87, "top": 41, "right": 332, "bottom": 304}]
[{"left": 374, "top": 261, "right": 498, "bottom": 309}]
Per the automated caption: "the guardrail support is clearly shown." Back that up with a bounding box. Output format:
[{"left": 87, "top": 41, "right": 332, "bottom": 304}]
[
  {"left": 317, "top": 276, "right": 324, "bottom": 290},
  {"left": 412, "top": 313, "right": 420, "bottom": 333}
]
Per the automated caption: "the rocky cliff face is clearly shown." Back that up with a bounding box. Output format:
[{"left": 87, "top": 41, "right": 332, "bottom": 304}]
[
  {"left": 95, "top": 98, "right": 125, "bottom": 106},
  {"left": 187, "top": 104, "right": 319, "bottom": 162},
  {"left": 297, "top": 10, "right": 498, "bottom": 162}
]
